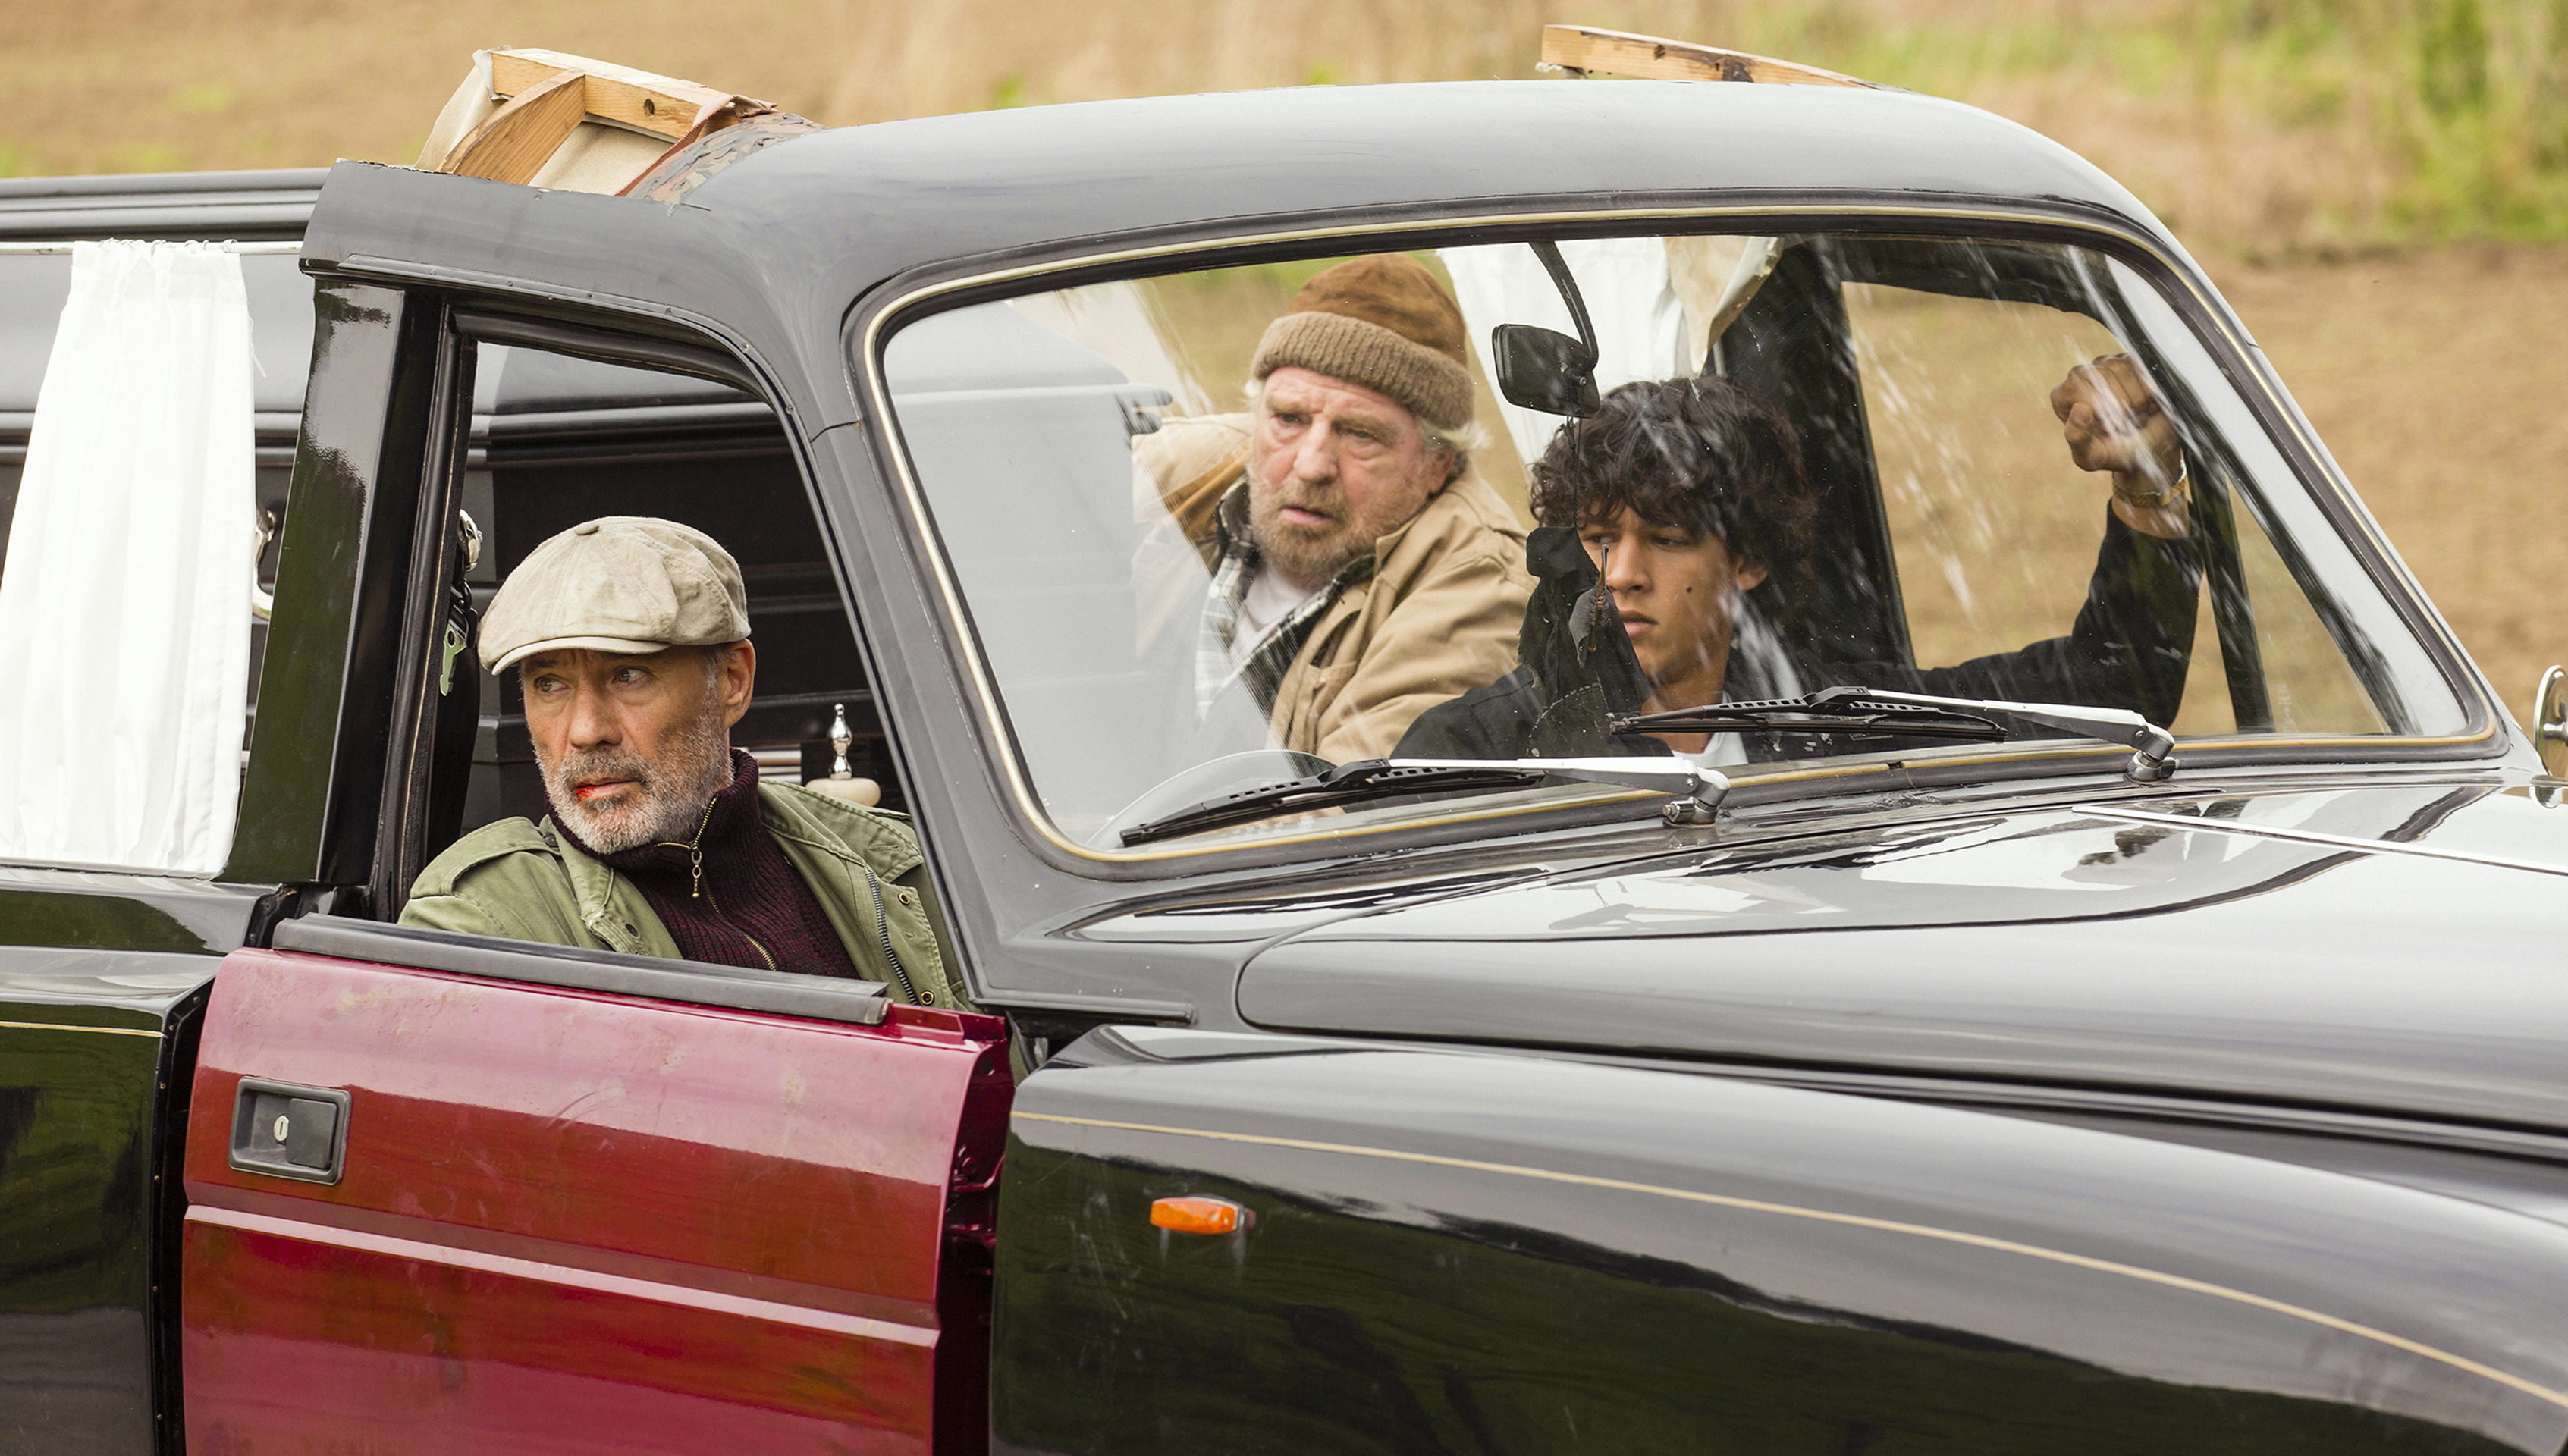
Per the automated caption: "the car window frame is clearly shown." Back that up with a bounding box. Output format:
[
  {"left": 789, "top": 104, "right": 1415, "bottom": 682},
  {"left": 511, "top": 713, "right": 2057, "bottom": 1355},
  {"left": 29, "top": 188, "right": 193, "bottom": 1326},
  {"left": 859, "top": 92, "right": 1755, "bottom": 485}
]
[{"left": 359, "top": 293, "right": 895, "bottom": 920}]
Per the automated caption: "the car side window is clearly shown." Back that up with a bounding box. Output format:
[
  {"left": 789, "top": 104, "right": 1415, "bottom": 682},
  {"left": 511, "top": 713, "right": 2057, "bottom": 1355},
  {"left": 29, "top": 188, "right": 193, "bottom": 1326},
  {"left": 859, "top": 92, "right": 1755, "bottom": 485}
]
[
  {"left": 0, "top": 249, "right": 300, "bottom": 874},
  {"left": 1844, "top": 273, "right": 2390, "bottom": 736},
  {"left": 381, "top": 334, "right": 969, "bottom": 1003},
  {"left": 440, "top": 341, "right": 906, "bottom": 849}
]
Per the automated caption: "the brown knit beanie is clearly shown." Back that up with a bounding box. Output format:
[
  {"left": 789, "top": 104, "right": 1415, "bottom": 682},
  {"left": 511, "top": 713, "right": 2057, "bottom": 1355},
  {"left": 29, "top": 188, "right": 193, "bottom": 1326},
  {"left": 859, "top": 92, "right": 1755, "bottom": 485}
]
[{"left": 1251, "top": 254, "right": 1476, "bottom": 432}]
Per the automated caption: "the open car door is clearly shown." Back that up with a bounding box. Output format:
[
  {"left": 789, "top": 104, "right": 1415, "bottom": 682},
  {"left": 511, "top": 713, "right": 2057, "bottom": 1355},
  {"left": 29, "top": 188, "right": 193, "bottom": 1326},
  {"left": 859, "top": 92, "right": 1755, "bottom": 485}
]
[{"left": 177, "top": 916, "right": 1008, "bottom": 1454}]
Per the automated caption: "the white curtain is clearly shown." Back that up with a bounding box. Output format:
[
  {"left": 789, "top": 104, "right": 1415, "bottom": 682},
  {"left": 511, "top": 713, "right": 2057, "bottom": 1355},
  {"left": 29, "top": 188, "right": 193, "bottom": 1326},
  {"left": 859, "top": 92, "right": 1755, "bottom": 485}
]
[
  {"left": 1442, "top": 238, "right": 1696, "bottom": 469},
  {"left": 0, "top": 241, "right": 256, "bottom": 874}
]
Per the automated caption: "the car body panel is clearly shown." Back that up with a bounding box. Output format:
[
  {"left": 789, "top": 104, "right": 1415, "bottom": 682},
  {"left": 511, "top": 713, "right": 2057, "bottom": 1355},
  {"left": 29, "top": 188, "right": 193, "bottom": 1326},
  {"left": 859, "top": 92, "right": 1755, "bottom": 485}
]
[
  {"left": 0, "top": 170, "right": 322, "bottom": 244},
  {"left": 0, "top": 171, "right": 324, "bottom": 1456},
  {"left": 180, "top": 946, "right": 1009, "bottom": 1453},
  {"left": 1240, "top": 779, "right": 2568, "bottom": 1128},
  {"left": 300, "top": 80, "right": 2175, "bottom": 372},
  {"left": 997, "top": 1027, "right": 2568, "bottom": 1454},
  {"left": 0, "top": 956, "right": 206, "bottom": 1456}
]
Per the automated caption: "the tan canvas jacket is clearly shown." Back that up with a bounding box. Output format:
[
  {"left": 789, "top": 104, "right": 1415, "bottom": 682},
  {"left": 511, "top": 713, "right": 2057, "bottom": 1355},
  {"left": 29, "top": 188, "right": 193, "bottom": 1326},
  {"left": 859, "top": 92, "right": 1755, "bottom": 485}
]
[{"left": 1138, "top": 413, "right": 1534, "bottom": 763}]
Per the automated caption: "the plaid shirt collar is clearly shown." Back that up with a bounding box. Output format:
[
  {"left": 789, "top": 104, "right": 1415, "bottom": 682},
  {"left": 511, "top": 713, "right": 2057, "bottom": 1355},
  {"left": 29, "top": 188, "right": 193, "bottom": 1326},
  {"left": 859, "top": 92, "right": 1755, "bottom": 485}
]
[{"left": 1195, "top": 483, "right": 1374, "bottom": 717}]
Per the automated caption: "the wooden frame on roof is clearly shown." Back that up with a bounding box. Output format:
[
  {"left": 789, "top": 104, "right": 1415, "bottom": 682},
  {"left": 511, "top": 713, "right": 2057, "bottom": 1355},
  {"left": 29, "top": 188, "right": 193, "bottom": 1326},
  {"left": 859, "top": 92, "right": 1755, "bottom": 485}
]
[
  {"left": 1540, "top": 25, "right": 1880, "bottom": 89},
  {"left": 434, "top": 48, "right": 772, "bottom": 187}
]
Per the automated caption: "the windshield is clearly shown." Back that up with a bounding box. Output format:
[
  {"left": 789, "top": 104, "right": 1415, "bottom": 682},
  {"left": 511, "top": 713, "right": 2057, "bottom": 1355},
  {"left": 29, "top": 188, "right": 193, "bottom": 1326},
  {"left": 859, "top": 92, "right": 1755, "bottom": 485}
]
[{"left": 881, "top": 230, "right": 2469, "bottom": 850}]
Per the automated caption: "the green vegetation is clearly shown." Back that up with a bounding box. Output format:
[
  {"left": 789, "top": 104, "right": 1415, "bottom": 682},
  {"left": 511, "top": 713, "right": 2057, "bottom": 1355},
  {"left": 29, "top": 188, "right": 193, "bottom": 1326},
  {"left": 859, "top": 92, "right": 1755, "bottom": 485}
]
[{"left": 1696, "top": 0, "right": 2568, "bottom": 249}]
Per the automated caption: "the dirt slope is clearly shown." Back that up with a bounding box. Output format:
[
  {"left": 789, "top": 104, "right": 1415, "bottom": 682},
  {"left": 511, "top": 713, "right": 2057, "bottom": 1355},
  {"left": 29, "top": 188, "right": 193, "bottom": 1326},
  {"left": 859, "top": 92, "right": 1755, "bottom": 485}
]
[{"left": 2212, "top": 246, "right": 2568, "bottom": 729}]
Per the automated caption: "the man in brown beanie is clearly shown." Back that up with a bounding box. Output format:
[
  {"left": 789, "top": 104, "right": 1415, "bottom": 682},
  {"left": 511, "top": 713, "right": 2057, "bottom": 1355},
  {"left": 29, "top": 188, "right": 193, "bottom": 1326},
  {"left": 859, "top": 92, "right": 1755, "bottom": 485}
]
[{"left": 1137, "top": 253, "right": 1534, "bottom": 764}]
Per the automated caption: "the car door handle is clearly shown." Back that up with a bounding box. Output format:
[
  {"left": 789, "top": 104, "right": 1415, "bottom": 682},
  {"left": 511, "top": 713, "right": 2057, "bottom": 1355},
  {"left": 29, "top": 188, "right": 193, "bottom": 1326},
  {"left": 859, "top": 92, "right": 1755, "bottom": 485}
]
[{"left": 228, "top": 1078, "right": 351, "bottom": 1185}]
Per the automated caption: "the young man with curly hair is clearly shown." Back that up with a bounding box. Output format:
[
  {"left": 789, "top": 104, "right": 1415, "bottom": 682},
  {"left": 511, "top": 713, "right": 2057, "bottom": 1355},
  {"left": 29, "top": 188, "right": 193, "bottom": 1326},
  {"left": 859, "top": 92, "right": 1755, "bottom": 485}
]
[{"left": 1398, "top": 360, "right": 2199, "bottom": 761}]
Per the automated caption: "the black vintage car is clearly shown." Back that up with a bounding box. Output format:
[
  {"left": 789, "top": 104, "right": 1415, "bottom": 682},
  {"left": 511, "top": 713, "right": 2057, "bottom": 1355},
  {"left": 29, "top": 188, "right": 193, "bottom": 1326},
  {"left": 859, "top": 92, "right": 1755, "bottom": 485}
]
[{"left": 5, "top": 54, "right": 2568, "bottom": 1456}]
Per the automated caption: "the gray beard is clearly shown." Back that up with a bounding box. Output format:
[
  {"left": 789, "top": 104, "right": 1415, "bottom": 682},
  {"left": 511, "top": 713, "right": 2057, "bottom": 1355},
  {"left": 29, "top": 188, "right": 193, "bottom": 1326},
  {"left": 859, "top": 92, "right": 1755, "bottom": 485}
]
[
  {"left": 539, "top": 698, "right": 735, "bottom": 855},
  {"left": 1247, "top": 490, "right": 1368, "bottom": 588}
]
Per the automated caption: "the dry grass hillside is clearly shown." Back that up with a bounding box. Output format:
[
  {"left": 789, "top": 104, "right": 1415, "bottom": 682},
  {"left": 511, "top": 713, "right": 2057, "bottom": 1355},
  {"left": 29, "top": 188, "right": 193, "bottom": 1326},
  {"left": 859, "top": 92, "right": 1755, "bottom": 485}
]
[
  {"left": 10, "top": 0, "right": 2568, "bottom": 725},
  {"left": 2212, "top": 244, "right": 2568, "bottom": 726},
  {"left": 23, "top": 0, "right": 2568, "bottom": 252}
]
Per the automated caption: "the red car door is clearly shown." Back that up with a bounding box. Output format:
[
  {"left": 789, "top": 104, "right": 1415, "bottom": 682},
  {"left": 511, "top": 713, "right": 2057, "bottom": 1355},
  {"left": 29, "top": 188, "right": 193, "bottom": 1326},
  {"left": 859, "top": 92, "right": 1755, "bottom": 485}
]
[{"left": 178, "top": 917, "right": 1009, "bottom": 1455}]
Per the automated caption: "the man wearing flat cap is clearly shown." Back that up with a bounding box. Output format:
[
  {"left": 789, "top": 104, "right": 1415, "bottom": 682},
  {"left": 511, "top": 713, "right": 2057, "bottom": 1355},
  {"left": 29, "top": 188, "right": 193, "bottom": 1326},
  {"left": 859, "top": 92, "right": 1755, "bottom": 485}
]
[
  {"left": 1140, "top": 253, "right": 1534, "bottom": 764},
  {"left": 400, "top": 516, "right": 968, "bottom": 1009}
]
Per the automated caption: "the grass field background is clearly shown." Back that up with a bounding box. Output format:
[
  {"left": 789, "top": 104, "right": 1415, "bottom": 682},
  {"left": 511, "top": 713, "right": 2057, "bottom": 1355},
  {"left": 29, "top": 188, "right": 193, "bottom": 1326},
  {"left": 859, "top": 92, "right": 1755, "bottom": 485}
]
[{"left": 12, "top": 0, "right": 2566, "bottom": 726}]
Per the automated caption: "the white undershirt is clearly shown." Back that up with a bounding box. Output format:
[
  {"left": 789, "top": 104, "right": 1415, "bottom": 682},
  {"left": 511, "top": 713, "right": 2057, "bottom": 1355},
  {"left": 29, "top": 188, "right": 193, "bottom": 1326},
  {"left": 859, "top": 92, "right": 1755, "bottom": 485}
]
[
  {"left": 1694, "top": 721, "right": 1749, "bottom": 769},
  {"left": 1229, "top": 565, "right": 1323, "bottom": 670}
]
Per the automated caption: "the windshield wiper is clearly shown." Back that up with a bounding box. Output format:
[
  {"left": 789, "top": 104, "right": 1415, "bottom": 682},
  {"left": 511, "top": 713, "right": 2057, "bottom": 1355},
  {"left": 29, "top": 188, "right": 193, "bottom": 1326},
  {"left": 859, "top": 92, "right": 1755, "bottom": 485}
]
[
  {"left": 1119, "top": 688, "right": 2177, "bottom": 848},
  {"left": 1117, "top": 757, "right": 1731, "bottom": 846},
  {"left": 1618, "top": 686, "right": 2176, "bottom": 783},
  {"left": 1612, "top": 689, "right": 2008, "bottom": 744}
]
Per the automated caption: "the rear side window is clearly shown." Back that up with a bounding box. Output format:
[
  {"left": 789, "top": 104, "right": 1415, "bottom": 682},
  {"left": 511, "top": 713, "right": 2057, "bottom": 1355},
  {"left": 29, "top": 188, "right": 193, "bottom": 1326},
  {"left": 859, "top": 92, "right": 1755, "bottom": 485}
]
[
  {"left": 0, "top": 252, "right": 306, "bottom": 581},
  {"left": 0, "top": 248, "right": 308, "bottom": 874}
]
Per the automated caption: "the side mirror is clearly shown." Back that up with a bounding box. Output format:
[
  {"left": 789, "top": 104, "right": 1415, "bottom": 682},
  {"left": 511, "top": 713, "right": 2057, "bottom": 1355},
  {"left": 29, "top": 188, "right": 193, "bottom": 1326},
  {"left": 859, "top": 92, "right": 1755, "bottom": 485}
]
[
  {"left": 1491, "top": 324, "right": 1601, "bottom": 417},
  {"left": 2536, "top": 665, "right": 2568, "bottom": 777},
  {"left": 1491, "top": 239, "right": 1605, "bottom": 419}
]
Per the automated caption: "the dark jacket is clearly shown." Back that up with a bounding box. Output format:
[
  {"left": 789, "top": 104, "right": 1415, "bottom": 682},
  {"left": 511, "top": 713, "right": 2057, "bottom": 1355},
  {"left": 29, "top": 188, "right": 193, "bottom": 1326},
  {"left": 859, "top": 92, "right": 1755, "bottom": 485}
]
[{"left": 1397, "top": 513, "right": 2202, "bottom": 763}]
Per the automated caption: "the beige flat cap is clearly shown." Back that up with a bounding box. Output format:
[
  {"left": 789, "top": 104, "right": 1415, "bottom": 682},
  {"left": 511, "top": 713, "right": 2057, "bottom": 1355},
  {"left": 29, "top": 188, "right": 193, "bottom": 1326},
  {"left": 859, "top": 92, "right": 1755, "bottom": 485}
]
[{"left": 479, "top": 516, "right": 751, "bottom": 673}]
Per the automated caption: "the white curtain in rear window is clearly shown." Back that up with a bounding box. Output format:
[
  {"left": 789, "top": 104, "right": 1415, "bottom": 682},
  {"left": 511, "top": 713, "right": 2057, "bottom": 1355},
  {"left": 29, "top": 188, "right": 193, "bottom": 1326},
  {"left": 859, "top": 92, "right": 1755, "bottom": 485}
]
[{"left": 0, "top": 241, "right": 256, "bottom": 874}]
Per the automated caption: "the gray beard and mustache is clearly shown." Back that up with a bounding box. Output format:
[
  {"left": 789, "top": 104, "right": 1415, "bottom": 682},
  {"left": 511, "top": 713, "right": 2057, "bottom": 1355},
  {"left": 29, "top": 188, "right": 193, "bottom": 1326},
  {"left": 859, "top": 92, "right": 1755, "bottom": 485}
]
[
  {"left": 538, "top": 693, "right": 736, "bottom": 855},
  {"left": 1248, "top": 481, "right": 1377, "bottom": 587}
]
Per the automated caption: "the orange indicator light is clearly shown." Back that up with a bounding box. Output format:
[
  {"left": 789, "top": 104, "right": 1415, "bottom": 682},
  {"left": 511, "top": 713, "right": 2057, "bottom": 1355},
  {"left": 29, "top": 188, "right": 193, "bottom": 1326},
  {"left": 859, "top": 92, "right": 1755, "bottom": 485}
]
[{"left": 1150, "top": 1195, "right": 1247, "bottom": 1235}]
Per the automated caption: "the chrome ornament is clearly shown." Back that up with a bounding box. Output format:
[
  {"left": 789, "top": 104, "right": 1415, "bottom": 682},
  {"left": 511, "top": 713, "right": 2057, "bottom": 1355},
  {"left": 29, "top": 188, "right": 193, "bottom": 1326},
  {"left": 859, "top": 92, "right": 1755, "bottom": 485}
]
[{"left": 2535, "top": 665, "right": 2568, "bottom": 779}]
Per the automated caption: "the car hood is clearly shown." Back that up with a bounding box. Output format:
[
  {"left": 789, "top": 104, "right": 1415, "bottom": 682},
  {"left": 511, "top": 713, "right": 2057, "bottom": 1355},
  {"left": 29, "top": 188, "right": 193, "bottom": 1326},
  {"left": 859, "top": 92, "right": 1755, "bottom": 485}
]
[{"left": 1239, "top": 779, "right": 2568, "bottom": 1133}]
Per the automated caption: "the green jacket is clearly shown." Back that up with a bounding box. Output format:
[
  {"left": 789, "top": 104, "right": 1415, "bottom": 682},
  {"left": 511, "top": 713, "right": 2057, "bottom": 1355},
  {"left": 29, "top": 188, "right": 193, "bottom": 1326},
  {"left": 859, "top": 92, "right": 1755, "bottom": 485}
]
[{"left": 400, "top": 781, "right": 972, "bottom": 1011}]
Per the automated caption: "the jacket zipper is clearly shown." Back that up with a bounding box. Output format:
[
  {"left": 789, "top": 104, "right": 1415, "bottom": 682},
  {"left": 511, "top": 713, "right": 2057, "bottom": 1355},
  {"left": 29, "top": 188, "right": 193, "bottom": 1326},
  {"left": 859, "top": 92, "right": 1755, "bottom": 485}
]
[
  {"left": 670, "top": 799, "right": 716, "bottom": 899},
  {"left": 864, "top": 871, "right": 924, "bottom": 1004},
  {"left": 655, "top": 800, "right": 777, "bottom": 974}
]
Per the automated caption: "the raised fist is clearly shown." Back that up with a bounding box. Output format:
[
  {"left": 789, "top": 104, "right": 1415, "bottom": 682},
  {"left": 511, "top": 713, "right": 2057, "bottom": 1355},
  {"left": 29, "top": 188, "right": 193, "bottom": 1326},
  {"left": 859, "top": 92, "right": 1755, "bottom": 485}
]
[{"left": 2052, "top": 353, "right": 2181, "bottom": 492}]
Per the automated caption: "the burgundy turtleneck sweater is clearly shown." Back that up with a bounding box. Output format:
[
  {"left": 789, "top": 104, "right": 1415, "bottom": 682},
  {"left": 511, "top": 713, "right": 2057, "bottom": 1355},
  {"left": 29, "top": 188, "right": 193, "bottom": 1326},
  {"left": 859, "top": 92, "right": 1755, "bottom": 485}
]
[{"left": 556, "top": 749, "right": 862, "bottom": 979}]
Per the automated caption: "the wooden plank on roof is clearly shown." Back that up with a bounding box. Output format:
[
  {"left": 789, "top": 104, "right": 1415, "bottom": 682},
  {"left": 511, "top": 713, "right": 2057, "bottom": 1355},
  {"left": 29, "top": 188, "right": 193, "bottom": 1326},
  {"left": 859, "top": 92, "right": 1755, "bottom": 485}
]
[
  {"left": 1540, "top": 25, "right": 1878, "bottom": 88},
  {"left": 489, "top": 48, "right": 750, "bottom": 140},
  {"left": 443, "top": 69, "right": 592, "bottom": 184}
]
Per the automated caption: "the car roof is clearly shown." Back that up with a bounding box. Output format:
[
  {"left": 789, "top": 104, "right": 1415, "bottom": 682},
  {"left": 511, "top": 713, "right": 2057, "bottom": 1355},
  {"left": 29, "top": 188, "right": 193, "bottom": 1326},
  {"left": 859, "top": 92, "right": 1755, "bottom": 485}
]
[
  {"left": 300, "top": 80, "right": 2186, "bottom": 433},
  {"left": 691, "top": 77, "right": 2171, "bottom": 271},
  {"left": 0, "top": 85, "right": 2201, "bottom": 457}
]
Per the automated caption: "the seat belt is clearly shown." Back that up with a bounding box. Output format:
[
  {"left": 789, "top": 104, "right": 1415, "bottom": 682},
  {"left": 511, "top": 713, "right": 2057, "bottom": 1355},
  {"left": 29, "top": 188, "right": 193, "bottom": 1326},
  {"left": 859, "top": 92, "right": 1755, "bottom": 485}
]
[{"left": 425, "top": 510, "right": 484, "bottom": 852}]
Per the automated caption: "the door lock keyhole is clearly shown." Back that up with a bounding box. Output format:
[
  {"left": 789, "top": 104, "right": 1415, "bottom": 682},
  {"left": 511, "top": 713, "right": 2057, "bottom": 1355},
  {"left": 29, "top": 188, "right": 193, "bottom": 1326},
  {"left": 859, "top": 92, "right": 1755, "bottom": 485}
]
[{"left": 229, "top": 1078, "right": 350, "bottom": 1185}]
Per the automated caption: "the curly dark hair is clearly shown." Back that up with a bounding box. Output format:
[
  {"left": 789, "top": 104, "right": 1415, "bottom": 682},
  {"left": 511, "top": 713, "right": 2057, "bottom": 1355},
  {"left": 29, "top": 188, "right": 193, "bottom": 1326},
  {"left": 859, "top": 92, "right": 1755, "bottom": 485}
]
[{"left": 1527, "top": 375, "right": 1816, "bottom": 592}]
